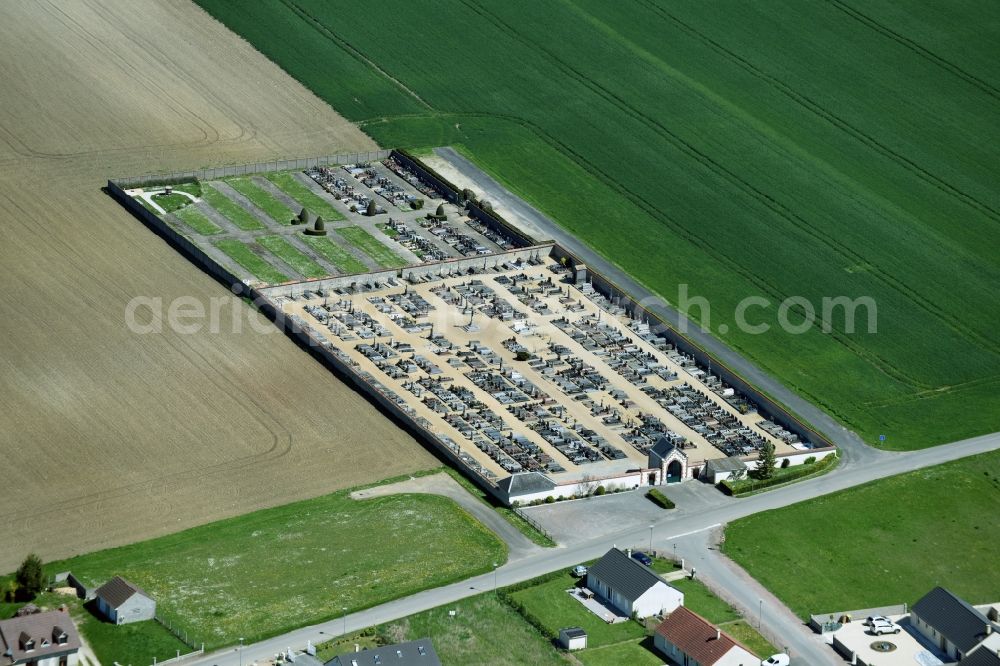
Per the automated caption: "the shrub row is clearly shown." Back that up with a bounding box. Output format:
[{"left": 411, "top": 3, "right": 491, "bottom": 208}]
[
  {"left": 646, "top": 488, "right": 675, "bottom": 509},
  {"left": 513, "top": 485, "right": 635, "bottom": 507},
  {"left": 719, "top": 454, "right": 837, "bottom": 496}
]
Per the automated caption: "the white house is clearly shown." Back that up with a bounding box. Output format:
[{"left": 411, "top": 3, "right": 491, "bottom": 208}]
[
  {"left": 586, "top": 548, "right": 683, "bottom": 618},
  {"left": 94, "top": 576, "right": 156, "bottom": 625},
  {"left": 0, "top": 610, "right": 80, "bottom": 666},
  {"left": 654, "top": 606, "right": 759, "bottom": 666}
]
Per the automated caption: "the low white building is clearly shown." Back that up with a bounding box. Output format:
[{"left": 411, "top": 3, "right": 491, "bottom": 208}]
[
  {"left": 911, "top": 587, "right": 999, "bottom": 662},
  {"left": 586, "top": 548, "right": 683, "bottom": 618},
  {"left": 0, "top": 610, "right": 81, "bottom": 666},
  {"left": 558, "top": 627, "right": 587, "bottom": 651}
]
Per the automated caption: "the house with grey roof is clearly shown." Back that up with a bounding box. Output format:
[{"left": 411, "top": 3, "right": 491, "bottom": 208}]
[
  {"left": 94, "top": 576, "right": 156, "bottom": 625},
  {"left": 325, "top": 638, "right": 440, "bottom": 666},
  {"left": 964, "top": 633, "right": 1000, "bottom": 666},
  {"left": 586, "top": 547, "right": 683, "bottom": 618},
  {"left": 0, "top": 610, "right": 81, "bottom": 666},
  {"left": 911, "top": 587, "right": 999, "bottom": 661}
]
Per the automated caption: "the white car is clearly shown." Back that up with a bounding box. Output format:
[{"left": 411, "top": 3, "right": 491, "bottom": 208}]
[
  {"left": 761, "top": 655, "right": 790, "bottom": 666},
  {"left": 865, "top": 615, "right": 890, "bottom": 626},
  {"left": 869, "top": 620, "right": 901, "bottom": 635}
]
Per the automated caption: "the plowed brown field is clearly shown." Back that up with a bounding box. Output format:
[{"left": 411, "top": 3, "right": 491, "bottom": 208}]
[{"left": 0, "top": 0, "right": 433, "bottom": 572}]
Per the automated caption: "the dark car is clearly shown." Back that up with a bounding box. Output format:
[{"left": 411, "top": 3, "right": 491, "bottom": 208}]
[{"left": 631, "top": 551, "right": 653, "bottom": 566}]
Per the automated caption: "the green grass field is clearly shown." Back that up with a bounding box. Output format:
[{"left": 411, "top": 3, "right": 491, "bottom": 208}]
[
  {"left": 201, "top": 183, "right": 265, "bottom": 231},
  {"left": 45, "top": 486, "right": 506, "bottom": 649},
  {"left": 265, "top": 171, "right": 346, "bottom": 221},
  {"left": 214, "top": 238, "right": 289, "bottom": 283},
  {"left": 257, "top": 234, "right": 327, "bottom": 278},
  {"left": 338, "top": 226, "right": 407, "bottom": 268},
  {"left": 300, "top": 234, "right": 369, "bottom": 274},
  {"left": 223, "top": 176, "right": 295, "bottom": 224},
  {"left": 507, "top": 571, "right": 647, "bottom": 647},
  {"left": 174, "top": 205, "right": 222, "bottom": 235},
  {"left": 724, "top": 449, "right": 1000, "bottom": 618},
  {"left": 576, "top": 638, "right": 662, "bottom": 666},
  {"left": 377, "top": 594, "right": 568, "bottom": 666},
  {"left": 196, "top": 0, "right": 1000, "bottom": 449}
]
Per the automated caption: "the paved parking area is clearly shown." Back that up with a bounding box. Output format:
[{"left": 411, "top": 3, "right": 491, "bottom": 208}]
[
  {"left": 521, "top": 481, "right": 732, "bottom": 546},
  {"left": 830, "top": 616, "right": 948, "bottom": 666}
]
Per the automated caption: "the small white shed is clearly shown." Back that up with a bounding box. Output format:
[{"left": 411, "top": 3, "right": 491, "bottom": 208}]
[{"left": 558, "top": 627, "right": 588, "bottom": 651}]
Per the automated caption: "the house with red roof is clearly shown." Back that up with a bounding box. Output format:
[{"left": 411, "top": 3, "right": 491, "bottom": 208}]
[{"left": 654, "top": 606, "right": 759, "bottom": 666}]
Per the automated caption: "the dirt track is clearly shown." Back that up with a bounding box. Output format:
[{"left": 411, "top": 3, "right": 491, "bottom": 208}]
[{"left": 0, "top": 0, "right": 434, "bottom": 572}]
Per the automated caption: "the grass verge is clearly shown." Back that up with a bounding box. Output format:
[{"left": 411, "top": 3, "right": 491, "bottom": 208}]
[
  {"left": 152, "top": 192, "right": 193, "bottom": 213},
  {"left": 214, "top": 239, "right": 289, "bottom": 284},
  {"left": 257, "top": 234, "right": 327, "bottom": 278},
  {"left": 201, "top": 183, "right": 265, "bottom": 231},
  {"left": 338, "top": 226, "right": 408, "bottom": 268},
  {"left": 724, "top": 449, "right": 1000, "bottom": 618},
  {"left": 266, "top": 171, "right": 346, "bottom": 221}
]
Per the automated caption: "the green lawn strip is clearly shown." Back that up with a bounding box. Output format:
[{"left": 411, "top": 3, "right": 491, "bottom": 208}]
[
  {"left": 173, "top": 205, "right": 222, "bottom": 235},
  {"left": 442, "top": 467, "right": 556, "bottom": 548},
  {"left": 151, "top": 193, "right": 194, "bottom": 213},
  {"left": 43, "top": 487, "right": 505, "bottom": 650},
  {"left": 299, "top": 234, "right": 369, "bottom": 274},
  {"left": 265, "top": 171, "right": 346, "bottom": 221},
  {"left": 376, "top": 223, "right": 399, "bottom": 238},
  {"left": 201, "top": 183, "right": 265, "bottom": 231},
  {"left": 506, "top": 571, "right": 646, "bottom": 647},
  {"left": 338, "top": 226, "right": 407, "bottom": 268},
  {"left": 134, "top": 196, "right": 161, "bottom": 216},
  {"left": 223, "top": 176, "right": 295, "bottom": 224},
  {"left": 214, "top": 239, "right": 289, "bottom": 284},
  {"left": 257, "top": 235, "right": 328, "bottom": 278},
  {"left": 724, "top": 450, "right": 1000, "bottom": 619},
  {"left": 719, "top": 619, "right": 777, "bottom": 658},
  {"left": 576, "top": 637, "right": 663, "bottom": 666},
  {"left": 376, "top": 593, "right": 568, "bottom": 666},
  {"left": 667, "top": 578, "right": 740, "bottom": 624}
]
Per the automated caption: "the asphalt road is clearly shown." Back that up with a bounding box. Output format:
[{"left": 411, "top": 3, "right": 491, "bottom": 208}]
[{"left": 188, "top": 429, "right": 1000, "bottom": 666}]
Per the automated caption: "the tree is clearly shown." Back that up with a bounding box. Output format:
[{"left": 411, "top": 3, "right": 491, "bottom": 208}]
[
  {"left": 297, "top": 207, "right": 309, "bottom": 225},
  {"left": 314, "top": 216, "right": 324, "bottom": 232},
  {"left": 15, "top": 554, "right": 44, "bottom": 600},
  {"left": 366, "top": 200, "right": 377, "bottom": 217},
  {"left": 435, "top": 203, "right": 446, "bottom": 220},
  {"left": 758, "top": 442, "right": 777, "bottom": 480}
]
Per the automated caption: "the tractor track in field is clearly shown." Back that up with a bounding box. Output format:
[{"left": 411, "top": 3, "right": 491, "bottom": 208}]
[
  {"left": 460, "top": 0, "right": 1000, "bottom": 366},
  {"left": 633, "top": 0, "right": 1000, "bottom": 228}
]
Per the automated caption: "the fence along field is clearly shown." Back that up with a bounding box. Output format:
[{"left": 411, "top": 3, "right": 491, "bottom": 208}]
[
  {"left": 196, "top": 0, "right": 1000, "bottom": 449},
  {"left": 0, "top": 0, "right": 435, "bottom": 573}
]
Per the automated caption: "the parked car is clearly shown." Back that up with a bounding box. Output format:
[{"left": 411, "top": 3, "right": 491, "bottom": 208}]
[
  {"left": 869, "top": 620, "right": 901, "bottom": 635},
  {"left": 761, "top": 654, "right": 790, "bottom": 666},
  {"left": 571, "top": 565, "right": 588, "bottom": 577},
  {"left": 864, "top": 615, "right": 890, "bottom": 626},
  {"left": 630, "top": 551, "right": 653, "bottom": 566}
]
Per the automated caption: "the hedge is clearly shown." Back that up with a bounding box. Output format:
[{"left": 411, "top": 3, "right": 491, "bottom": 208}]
[
  {"left": 719, "top": 454, "right": 838, "bottom": 496},
  {"left": 646, "top": 488, "right": 675, "bottom": 509}
]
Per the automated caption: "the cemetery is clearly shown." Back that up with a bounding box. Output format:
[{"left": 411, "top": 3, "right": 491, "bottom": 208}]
[{"left": 109, "top": 150, "right": 835, "bottom": 506}]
